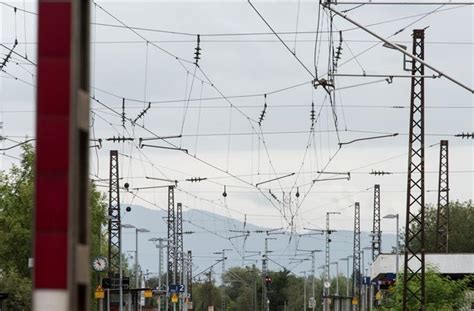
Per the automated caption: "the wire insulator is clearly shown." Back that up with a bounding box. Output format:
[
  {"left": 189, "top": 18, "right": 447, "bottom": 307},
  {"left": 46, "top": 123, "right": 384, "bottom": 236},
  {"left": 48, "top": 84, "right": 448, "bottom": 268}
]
[
  {"left": 370, "top": 170, "right": 392, "bottom": 176},
  {"left": 258, "top": 94, "right": 267, "bottom": 126},
  {"left": 194, "top": 34, "right": 201, "bottom": 65},
  {"left": 455, "top": 132, "right": 474, "bottom": 139}
]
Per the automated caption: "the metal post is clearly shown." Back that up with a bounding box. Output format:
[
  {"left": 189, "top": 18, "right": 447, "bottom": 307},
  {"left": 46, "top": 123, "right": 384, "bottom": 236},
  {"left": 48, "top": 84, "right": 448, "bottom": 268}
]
[
  {"left": 187, "top": 251, "right": 193, "bottom": 310},
  {"left": 324, "top": 214, "right": 331, "bottom": 311},
  {"left": 119, "top": 227, "right": 123, "bottom": 311},
  {"left": 436, "top": 140, "right": 449, "bottom": 253},
  {"left": 346, "top": 257, "right": 351, "bottom": 311},
  {"left": 135, "top": 229, "right": 139, "bottom": 289},
  {"left": 303, "top": 271, "right": 307, "bottom": 311},
  {"left": 324, "top": 212, "right": 339, "bottom": 311},
  {"left": 176, "top": 203, "right": 184, "bottom": 310},
  {"left": 263, "top": 238, "right": 275, "bottom": 311},
  {"left": 395, "top": 214, "right": 400, "bottom": 278},
  {"left": 158, "top": 239, "right": 163, "bottom": 311},
  {"left": 222, "top": 251, "right": 226, "bottom": 311},
  {"left": 360, "top": 250, "right": 365, "bottom": 311},
  {"left": 403, "top": 29, "right": 426, "bottom": 310},
  {"left": 218, "top": 249, "right": 231, "bottom": 311},
  {"left": 331, "top": 262, "right": 340, "bottom": 311},
  {"left": 311, "top": 252, "right": 315, "bottom": 311}
]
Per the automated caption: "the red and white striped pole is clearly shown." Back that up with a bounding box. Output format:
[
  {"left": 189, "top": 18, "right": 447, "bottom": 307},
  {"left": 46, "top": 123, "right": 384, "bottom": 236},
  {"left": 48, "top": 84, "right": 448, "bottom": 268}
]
[{"left": 33, "top": 1, "right": 90, "bottom": 310}]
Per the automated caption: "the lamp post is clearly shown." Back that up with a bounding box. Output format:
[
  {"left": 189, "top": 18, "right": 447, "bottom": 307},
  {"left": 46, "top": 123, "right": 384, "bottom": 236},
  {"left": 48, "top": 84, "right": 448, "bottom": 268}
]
[
  {"left": 383, "top": 214, "right": 400, "bottom": 277},
  {"left": 134, "top": 228, "right": 150, "bottom": 288}
]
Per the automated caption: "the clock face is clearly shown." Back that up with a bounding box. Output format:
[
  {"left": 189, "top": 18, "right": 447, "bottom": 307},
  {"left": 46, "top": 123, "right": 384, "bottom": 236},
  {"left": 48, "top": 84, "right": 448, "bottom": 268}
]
[{"left": 92, "top": 256, "right": 108, "bottom": 272}]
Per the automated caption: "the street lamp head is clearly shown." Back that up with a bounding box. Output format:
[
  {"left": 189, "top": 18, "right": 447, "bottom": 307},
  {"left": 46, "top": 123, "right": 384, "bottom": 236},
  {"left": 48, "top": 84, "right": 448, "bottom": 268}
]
[
  {"left": 340, "top": 257, "right": 348, "bottom": 261},
  {"left": 122, "top": 224, "right": 135, "bottom": 229},
  {"left": 347, "top": 255, "right": 353, "bottom": 259},
  {"left": 137, "top": 228, "right": 150, "bottom": 233},
  {"left": 330, "top": 261, "right": 338, "bottom": 265},
  {"left": 383, "top": 213, "right": 398, "bottom": 219},
  {"left": 148, "top": 237, "right": 159, "bottom": 242}
]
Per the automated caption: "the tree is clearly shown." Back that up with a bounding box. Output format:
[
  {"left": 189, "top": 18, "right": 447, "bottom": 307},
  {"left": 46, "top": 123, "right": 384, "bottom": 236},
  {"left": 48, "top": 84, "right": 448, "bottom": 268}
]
[
  {"left": 380, "top": 268, "right": 472, "bottom": 310},
  {"left": 0, "top": 145, "right": 108, "bottom": 310},
  {"left": 223, "top": 266, "right": 261, "bottom": 311},
  {"left": 412, "top": 201, "right": 474, "bottom": 253},
  {"left": 192, "top": 271, "right": 221, "bottom": 311}
]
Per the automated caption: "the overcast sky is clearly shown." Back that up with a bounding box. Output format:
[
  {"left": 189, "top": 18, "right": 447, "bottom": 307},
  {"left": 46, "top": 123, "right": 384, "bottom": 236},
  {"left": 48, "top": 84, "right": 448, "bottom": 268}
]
[{"left": 0, "top": 1, "right": 472, "bottom": 239}]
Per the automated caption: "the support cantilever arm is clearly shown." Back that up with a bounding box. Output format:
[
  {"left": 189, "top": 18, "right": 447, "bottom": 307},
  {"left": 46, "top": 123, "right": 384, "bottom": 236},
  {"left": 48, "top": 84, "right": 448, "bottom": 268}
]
[
  {"left": 322, "top": 4, "right": 474, "bottom": 94},
  {"left": 256, "top": 172, "right": 295, "bottom": 187},
  {"left": 141, "top": 144, "right": 188, "bottom": 153}
]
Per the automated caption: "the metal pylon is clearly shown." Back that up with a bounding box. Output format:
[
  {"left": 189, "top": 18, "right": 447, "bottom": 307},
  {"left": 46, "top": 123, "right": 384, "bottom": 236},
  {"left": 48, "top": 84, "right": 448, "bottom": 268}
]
[
  {"left": 403, "top": 28, "right": 426, "bottom": 310},
  {"left": 436, "top": 140, "right": 449, "bottom": 253},
  {"left": 353, "top": 202, "right": 361, "bottom": 309},
  {"left": 372, "top": 185, "right": 381, "bottom": 260},
  {"left": 108, "top": 150, "right": 121, "bottom": 274},
  {"left": 167, "top": 186, "right": 176, "bottom": 290}
]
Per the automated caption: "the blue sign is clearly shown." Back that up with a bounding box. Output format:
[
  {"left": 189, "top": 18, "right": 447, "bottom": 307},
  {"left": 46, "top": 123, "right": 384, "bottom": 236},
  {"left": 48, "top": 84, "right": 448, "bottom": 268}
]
[
  {"left": 169, "top": 284, "right": 185, "bottom": 293},
  {"left": 363, "top": 277, "right": 371, "bottom": 285}
]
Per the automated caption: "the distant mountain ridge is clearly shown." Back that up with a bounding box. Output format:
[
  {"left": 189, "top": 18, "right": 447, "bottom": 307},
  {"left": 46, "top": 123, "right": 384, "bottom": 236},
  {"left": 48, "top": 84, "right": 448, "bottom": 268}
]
[{"left": 120, "top": 205, "right": 396, "bottom": 279}]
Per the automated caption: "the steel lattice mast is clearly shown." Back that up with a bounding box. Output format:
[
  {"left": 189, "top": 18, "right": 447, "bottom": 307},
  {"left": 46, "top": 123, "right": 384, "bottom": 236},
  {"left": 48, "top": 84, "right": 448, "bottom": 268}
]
[
  {"left": 436, "top": 140, "right": 449, "bottom": 253},
  {"left": 108, "top": 150, "right": 121, "bottom": 274},
  {"left": 372, "top": 185, "right": 381, "bottom": 261},
  {"left": 176, "top": 202, "right": 184, "bottom": 284},
  {"left": 403, "top": 28, "right": 426, "bottom": 310},
  {"left": 167, "top": 186, "right": 176, "bottom": 289},
  {"left": 353, "top": 202, "right": 361, "bottom": 309},
  {"left": 187, "top": 250, "right": 193, "bottom": 304}
]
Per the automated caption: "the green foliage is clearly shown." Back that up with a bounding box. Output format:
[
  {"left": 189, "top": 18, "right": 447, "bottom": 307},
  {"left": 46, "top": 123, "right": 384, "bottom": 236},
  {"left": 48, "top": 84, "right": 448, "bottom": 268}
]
[
  {"left": 0, "top": 267, "right": 32, "bottom": 310},
  {"left": 192, "top": 272, "right": 221, "bottom": 311},
  {"left": 422, "top": 201, "right": 474, "bottom": 253},
  {"left": 0, "top": 145, "right": 34, "bottom": 278},
  {"left": 380, "top": 268, "right": 472, "bottom": 310},
  {"left": 0, "top": 145, "right": 109, "bottom": 309},
  {"left": 223, "top": 266, "right": 260, "bottom": 311}
]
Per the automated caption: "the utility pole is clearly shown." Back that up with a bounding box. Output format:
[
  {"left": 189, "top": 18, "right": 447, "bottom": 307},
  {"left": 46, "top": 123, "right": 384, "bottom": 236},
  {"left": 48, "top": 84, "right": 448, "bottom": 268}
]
[
  {"left": 353, "top": 202, "right": 361, "bottom": 310},
  {"left": 372, "top": 185, "right": 381, "bottom": 261},
  {"left": 167, "top": 186, "right": 176, "bottom": 311},
  {"left": 436, "top": 140, "right": 449, "bottom": 253},
  {"left": 324, "top": 212, "right": 340, "bottom": 311},
  {"left": 33, "top": 2, "right": 91, "bottom": 310},
  {"left": 403, "top": 29, "right": 426, "bottom": 310}
]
